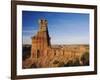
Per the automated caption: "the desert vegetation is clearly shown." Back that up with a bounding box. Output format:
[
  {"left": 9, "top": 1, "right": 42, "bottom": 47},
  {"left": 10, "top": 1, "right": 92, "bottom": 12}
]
[{"left": 22, "top": 45, "right": 31, "bottom": 60}]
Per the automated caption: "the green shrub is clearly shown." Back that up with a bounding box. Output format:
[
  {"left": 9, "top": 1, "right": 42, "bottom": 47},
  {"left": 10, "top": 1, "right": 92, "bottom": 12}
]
[
  {"left": 53, "top": 60, "right": 59, "bottom": 64},
  {"left": 80, "top": 51, "right": 89, "bottom": 65}
]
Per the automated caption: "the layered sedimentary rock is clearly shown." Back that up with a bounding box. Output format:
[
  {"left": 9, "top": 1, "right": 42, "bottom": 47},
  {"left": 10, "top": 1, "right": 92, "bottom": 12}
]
[{"left": 23, "top": 19, "right": 89, "bottom": 68}]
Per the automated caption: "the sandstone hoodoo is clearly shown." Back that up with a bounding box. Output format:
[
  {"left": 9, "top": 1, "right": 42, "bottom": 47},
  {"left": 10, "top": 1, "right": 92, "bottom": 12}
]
[{"left": 23, "top": 19, "right": 89, "bottom": 68}]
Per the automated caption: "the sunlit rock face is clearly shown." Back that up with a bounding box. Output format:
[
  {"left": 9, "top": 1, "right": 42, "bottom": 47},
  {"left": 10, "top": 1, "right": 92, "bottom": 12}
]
[{"left": 23, "top": 19, "right": 89, "bottom": 68}]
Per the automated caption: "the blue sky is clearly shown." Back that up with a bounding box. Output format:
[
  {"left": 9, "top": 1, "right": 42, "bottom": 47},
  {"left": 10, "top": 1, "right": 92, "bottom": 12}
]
[{"left": 22, "top": 11, "right": 89, "bottom": 45}]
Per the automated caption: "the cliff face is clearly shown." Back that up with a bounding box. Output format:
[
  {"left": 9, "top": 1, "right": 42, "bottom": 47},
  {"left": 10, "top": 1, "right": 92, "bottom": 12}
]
[
  {"left": 22, "top": 19, "right": 89, "bottom": 68},
  {"left": 23, "top": 45, "right": 89, "bottom": 68}
]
